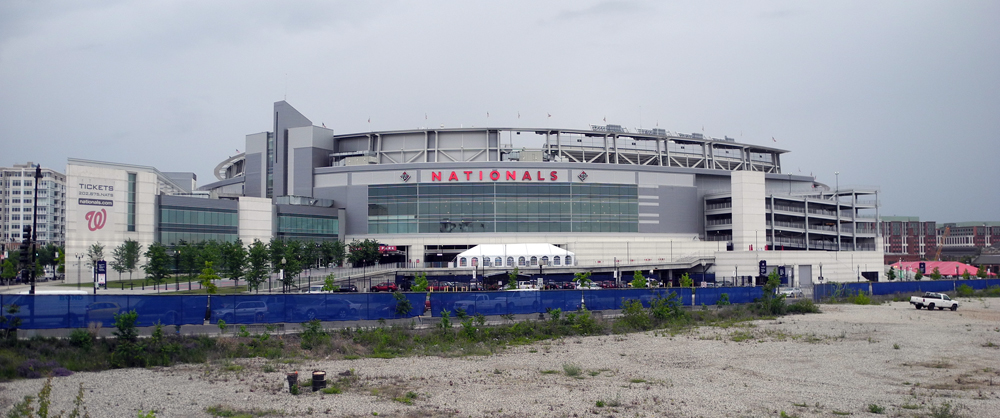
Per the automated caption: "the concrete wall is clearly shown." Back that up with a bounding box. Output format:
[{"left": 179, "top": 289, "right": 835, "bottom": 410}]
[
  {"left": 714, "top": 250, "right": 885, "bottom": 284},
  {"left": 243, "top": 132, "right": 268, "bottom": 198},
  {"left": 272, "top": 101, "right": 312, "bottom": 197},
  {"left": 731, "top": 171, "right": 766, "bottom": 252},
  {"left": 238, "top": 197, "right": 273, "bottom": 245}
]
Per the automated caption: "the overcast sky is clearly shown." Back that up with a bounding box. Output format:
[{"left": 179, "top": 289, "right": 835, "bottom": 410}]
[{"left": 2, "top": 0, "right": 997, "bottom": 222}]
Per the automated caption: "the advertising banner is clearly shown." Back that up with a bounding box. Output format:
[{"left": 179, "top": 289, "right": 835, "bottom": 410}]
[{"left": 97, "top": 260, "right": 107, "bottom": 286}]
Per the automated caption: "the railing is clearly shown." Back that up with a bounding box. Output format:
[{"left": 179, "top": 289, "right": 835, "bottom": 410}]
[
  {"left": 706, "top": 202, "right": 732, "bottom": 210},
  {"left": 706, "top": 219, "right": 732, "bottom": 226},
  {"left": 809, "top": 224, "right": 836, "bottom": 232},
  {"left": 807, "top": 208, "right": 838, "bottom": 217},
  {"left": 770, "top": 204, "right": 805, "bottom": 213},
  {"left": 773, "top": 221, "right": 806, "bottom": 230},
  {"left": 705, "top": 235, "right": 732, "bottom": 242}
]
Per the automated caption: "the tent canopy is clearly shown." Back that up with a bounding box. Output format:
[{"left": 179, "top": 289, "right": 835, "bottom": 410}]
[
  {"left": 891, "top": 261, "right": 995, "bottom": 277},
  {"left": 454, "top": 243, "right": 575, "bottom": 267}
]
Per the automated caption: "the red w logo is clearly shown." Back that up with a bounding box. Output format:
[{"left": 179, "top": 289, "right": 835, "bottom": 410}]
[{"left": 85, "top": 209, "right": 107, "bottom": 231}]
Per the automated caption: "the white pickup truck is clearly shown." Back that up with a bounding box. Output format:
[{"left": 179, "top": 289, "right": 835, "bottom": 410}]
[{"left": 909, "top": 292, "right": 959, "bottom": 311}]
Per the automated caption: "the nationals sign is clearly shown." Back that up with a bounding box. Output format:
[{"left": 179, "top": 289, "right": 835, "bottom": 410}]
[
  {"left": 85, "top": 209, "right": 108, "bottom": 231},
  {"left": 429, "top": 170, "right": 560, "bottom": 182}
]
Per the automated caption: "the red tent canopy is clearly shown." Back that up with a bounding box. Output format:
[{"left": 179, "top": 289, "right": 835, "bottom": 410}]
[{"left": 890, "top": 261, "right": 996, "bottom": 277}]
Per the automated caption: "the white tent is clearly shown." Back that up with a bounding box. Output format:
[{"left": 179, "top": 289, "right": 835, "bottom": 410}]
[{"left": 453, "top": 243, "right": 575, "bottom": 268}]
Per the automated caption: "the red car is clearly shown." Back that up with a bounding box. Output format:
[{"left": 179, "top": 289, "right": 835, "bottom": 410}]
[{"left": 370, "top": 282, "right": 398, "bottom": 292}]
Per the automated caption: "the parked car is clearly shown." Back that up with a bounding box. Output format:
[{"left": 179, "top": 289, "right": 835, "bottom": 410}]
[
  {"left": 910, "top": 292, "right": 959, "bottom": 311},
  {"left": 778, "top": 287, "right": 804, "bottom": 298},
  {"left": 84, "top": 302, "right": 122, "bottom": 323},
  {"left": 214, "top": 301, "right": 267, "bottom": 323},
  {"left": 370, "top": 282, "right": 398, "bottom": 292},
  {"left": 335, "top": 284, "right": 359, "bottom": 292}
]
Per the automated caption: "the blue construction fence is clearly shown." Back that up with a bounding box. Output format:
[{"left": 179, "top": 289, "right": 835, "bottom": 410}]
[
  {"left": 428, "top": 287, "right": 764, "bottom": 317},
  {"left": 813, "top": 278, "right": 1000, "bottom": 301},
  {"left": 0, "top": 293, "right": 426, "bottom": 330}
]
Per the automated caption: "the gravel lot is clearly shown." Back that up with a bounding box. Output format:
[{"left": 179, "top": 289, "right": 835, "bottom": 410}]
[{"left": 2, "top": 299, "right": 1000, "bottom": 418}]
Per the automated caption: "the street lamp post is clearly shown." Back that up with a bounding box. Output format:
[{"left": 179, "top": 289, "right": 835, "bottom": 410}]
[
  {"left": 281, "top": 257, "right": 286, "bottom": 293},
  {"left": 75, "top": 253, "right": 82, "bottom": 290}
]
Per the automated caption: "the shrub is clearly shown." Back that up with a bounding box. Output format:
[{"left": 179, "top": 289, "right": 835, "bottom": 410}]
[
  {"left": 717, "top": 293, "right": 731, "bottom": 306},
  {"left": 69, "top": 328, "right": 94, "bottom": 350},
  {"left": 393, "top": 291, "right": 412, "bottom": 318},
  {"left": 562, "top": 363, "right": 581, "bottom": 377},
  {"left": 618, "top": 299, "right": 652, "bottom": 331},
  {"left": 868, "top": 404, "right": 885, "bottom": 414},
  {"left": 300, "top": 319, "right": 329, "bottom": 350},
  {"left": 956, "top": 284, "right": 973, "bottom": 297},
  {"left": 848, "top": 291, "right": 872, "bottom": 305},
  {"left": 786, "top": 299, "right": 820, "bottom": 314}
]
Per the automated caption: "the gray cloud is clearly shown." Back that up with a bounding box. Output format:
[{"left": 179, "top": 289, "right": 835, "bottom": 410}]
[{"left": 1, "top": 0, "right": 997, "bottom": 222}]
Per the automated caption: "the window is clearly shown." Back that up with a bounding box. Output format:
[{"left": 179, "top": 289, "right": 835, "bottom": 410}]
[
  {"left": 553, "top": 256, "right": 561, "bottom": 266},
  {"left": 564, "top": 256, "right": 572, "bottom": 265},
  {"left": 541, "top": 256, "right": 549, "bottom": 266},
  {"left": 497, "top": 257, "right": 503, "bottom": 266},
  {"left": 517, "top": 256, "right": 526, "bottom": 266},
  {"left": 127, "top": 173, "right": 137, "bottom": 231},
  {"left": 459, "top": 257, "right": 467, "bottom": 267},
  {"left": 482, "top": 257, "right": 491, "bottom": 267},
  {"left": 471, "top": 257, "right": 478, "bottom": 267},
  {"left": 529, "top": 256, "right": 537, "bottom": 266}
]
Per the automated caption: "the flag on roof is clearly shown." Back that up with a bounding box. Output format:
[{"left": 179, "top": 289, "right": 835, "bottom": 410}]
[{"left": 547, "top": 113, "right": 552, "bottom": 118}]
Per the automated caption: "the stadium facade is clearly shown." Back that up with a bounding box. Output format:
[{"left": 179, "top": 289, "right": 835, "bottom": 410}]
[{"left": 64, "top": 101, "right": 884, "bottom": 287}]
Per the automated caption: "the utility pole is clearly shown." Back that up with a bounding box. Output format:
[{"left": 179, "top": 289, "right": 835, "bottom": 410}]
[{"left": 29, "top": 165, "right": 41, "bottom": 295}]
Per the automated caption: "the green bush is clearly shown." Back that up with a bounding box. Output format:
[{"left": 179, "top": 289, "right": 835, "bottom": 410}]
[
  {"left": 786, "top": 299, "right": 821, "bottom": 314},
  {"left": 300, "top": 319, "right": 329, "bottom": 350},
  {"left": 69, "top": 328, "right": 94, "bottom": 350},
  {"left": 618, "top": 299, "right": 652, "bottom": 331},
  {"left": 848, "top": 291, "right": 872, "bottom": 305},
  {"left": 956, "top": 284, "right": 973, "bottom": 297}
]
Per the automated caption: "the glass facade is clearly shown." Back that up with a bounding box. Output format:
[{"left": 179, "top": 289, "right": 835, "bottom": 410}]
[
  {"left": 368, "top": 183, "right": 638, "bottom": 234},
  {"left": 127, "top": 172, "right": 136, "bottom": 232},
  {"left": 277, "top": 214, "right": 339, "bottom": 241},
  {"left": 159, "top": 206, "right": 238, "bottom": 245}
]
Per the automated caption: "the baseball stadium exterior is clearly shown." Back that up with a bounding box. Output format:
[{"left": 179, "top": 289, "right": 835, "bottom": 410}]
[{"left": 64, "top": 101, "right": 884, "bottom": 289}]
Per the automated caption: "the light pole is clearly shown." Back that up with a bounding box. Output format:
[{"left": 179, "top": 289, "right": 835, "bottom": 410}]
[
  {"left": 280, "top": 257, "right": 286, "bottom": 293},
  {"left": 76, "top": 253, "right": 82, "bottom": 289}
]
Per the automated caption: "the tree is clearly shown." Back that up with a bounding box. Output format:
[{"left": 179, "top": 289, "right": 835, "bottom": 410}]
[
  {"left": 87, "top": 242, "right": 104, "bottom": 266},
  {"left": 281, "top": 240, "right": 304, "bottom": 291},
  {"left": 268, "top": 238, "right": 287, "bottom": 274},
  {"left": 507, "top": 267, "right": 521, "bottom": 290},
  {"left": 246, "top": 239, "right": 270, "bottom": 291},
  {"left": 56, "top": 248, "right": 65, "bottom": 275},
  {"left": 347, "top": 239, "right": 380, "bottom": 267},
  {"left": 220, "top": 239, "right": 247, "bottom": 287},
  {"left": 573, "top": 271, "right": 593, "bottom": 310},
  {"left": 631, "top": 270, "right": 647, "bottom": 288},
  {"left": 914, "top": 269, "right": 924, "bottom": 281},
  {"left": 321, "top": 274, "right": 338, "bottom": 292},
  {"left": 196, "top": 241, "right": 222, "bottom": 274},
  {"left": 143, "top": 242, "right": 171, "bottom": 285},
  {"left": 198, "top": 262, "right": 221, "bottom": 294},
  {"left": 122, "top": 239, "right": 142, "bottom": 282},
  {"left": 680, "top": 273, "right": 694, "bottom": 288},
  {"left": 177, "top": 241, "right": 198, "bottom": 281},
  {"left": 962, "top": 269, "right": 971, "bottom": 280},
  {"left": 111, "top": 243, "right": 128, "bottom": 281},
  {"left": 887, "top": 268, "right": 896, "bottom": 281},
  {"left": 301, "top": 241, "right": 319, "bottom": 269},
  {"left": 977, "top": 265, "right": 988, "bottom": 279},
  {"left": 1, "top": 259, "right": 16, "bottom": 284},
  {"left": 930, "top": 267, "right": 942, "bottom": 280},
  {"left": 331, "top": 240, "right": 346, "bottom": 267},
  {"left": 320, "top": 240, "right": 345, "bottom": 267},
  {"left": 412, "top": 272, "right": 429, "bottom": 292}
]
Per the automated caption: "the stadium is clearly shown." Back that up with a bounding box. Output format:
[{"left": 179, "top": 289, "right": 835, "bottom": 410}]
[{"left": 189, "top": 101, "right": 883, "bottom": 288}]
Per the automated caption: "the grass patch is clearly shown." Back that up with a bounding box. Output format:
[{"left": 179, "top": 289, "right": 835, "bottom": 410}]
[
  {"left": 867, "top": 404, "right": 885, "bottom": 414},
  {"left": 629, "top": 378, "right": 647, "bottom": 383},
  {"left": 540, "top": 369, "right": 559, "bottom": 375},
  {"left": 205, "top": 404, "right": 284, "bottom": 417},
  {"left": 562, "top": 363, "right": 582, "bottom": 377}
]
